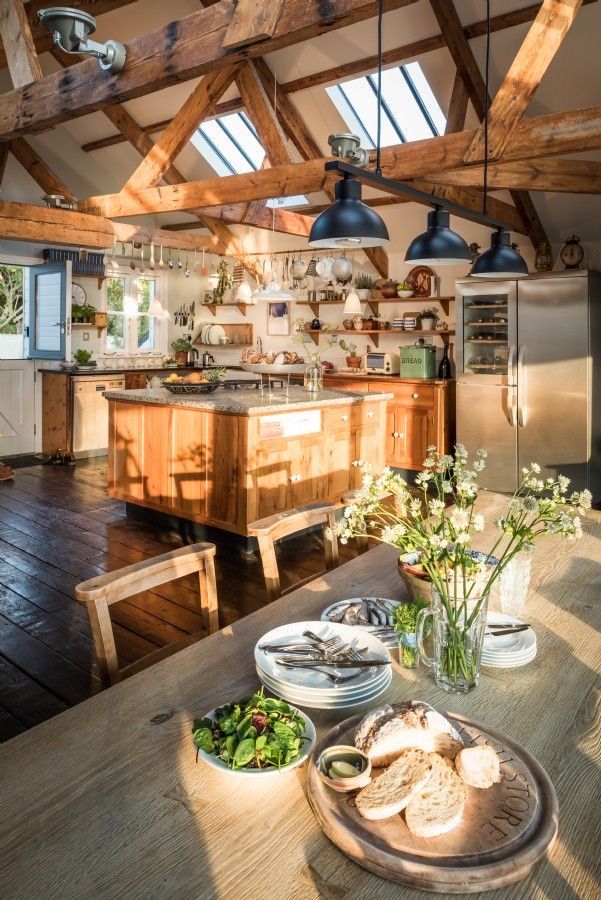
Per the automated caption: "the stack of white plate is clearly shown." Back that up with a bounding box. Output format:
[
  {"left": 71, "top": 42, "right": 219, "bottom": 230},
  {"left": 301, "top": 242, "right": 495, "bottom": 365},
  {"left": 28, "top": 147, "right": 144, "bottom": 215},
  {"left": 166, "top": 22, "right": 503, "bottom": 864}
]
[
  {"left": 255, "top": 621, "right": 392, "bottom": 709},
  {"left": 481, "top": 612, "right": 537, "bottom": 669}
]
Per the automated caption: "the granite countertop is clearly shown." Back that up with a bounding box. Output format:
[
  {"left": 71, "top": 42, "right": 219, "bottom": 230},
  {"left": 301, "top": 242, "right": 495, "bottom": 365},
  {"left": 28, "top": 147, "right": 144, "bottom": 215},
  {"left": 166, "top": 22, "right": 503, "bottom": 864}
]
[
  {"left": 103, "top": 385, "right": 393, "bottom": 416},
  {"left": 41, "top": 365, "right": 241, "bottom": 376}
]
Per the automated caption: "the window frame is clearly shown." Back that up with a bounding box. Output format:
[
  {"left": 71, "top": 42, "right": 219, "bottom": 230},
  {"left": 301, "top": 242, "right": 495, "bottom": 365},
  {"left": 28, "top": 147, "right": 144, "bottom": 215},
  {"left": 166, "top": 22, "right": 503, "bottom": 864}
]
[{"left": 102, "top": 268, "right": 167, "bottom": 357}]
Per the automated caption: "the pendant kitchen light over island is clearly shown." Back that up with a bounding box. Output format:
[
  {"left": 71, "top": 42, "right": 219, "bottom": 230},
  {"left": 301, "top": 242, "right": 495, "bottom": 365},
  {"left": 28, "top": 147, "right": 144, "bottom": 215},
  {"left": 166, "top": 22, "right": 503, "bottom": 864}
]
[
  {"left": 405, "top": 206, "right": 470, "bottom": 266},
  {"left": 308, "top": 174, "right": 390, "bottom": 249}
]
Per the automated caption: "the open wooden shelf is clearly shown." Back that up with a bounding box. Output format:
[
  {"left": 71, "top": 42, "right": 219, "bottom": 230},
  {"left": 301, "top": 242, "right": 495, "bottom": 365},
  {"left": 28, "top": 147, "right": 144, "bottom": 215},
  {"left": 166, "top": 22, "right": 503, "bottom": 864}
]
[
  {"left": 297, "top": 296, "right": 455, "bottom": 317},
  {"left": 202, "top": 302, "right": 254, "bottom": 317},
  {"left": 303, "top": 328, "right": 455, "bottom": 347}
]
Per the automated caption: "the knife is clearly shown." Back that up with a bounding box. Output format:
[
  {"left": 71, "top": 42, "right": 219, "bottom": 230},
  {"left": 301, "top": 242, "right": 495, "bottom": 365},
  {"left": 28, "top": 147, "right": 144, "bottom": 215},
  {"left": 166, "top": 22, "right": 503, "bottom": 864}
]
[
  {"left": 485, "top": 625, "right": 531, "bottom": 636},
  {"left": 276, "top": 657, "right": 391, "bottom": 669}
]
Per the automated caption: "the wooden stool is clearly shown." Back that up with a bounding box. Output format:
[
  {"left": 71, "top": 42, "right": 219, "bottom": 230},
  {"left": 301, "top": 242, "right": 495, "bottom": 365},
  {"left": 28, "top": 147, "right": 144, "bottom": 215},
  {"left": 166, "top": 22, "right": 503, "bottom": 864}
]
[
  {"left": 76, "top": 542, "right": 218, "bottom": 686},
  {"left": 248, "top": 504, "right": 339, "bottom": 602}
]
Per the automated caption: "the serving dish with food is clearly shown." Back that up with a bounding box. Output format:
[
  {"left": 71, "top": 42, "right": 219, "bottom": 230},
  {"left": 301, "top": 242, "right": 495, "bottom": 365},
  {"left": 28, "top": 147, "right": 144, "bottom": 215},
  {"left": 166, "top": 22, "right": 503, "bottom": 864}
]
[
  {"left": 192, "top": 689, "right": 315, "bottom": 776},
  {"left": 240, "top": 348, "right": 306, "bottom": 374},
  {"left": 161, "top": 368, "right": 226, "bottom": 394},
  {"left": 307, "top": 700, "right": 558, "bottom": 892}
]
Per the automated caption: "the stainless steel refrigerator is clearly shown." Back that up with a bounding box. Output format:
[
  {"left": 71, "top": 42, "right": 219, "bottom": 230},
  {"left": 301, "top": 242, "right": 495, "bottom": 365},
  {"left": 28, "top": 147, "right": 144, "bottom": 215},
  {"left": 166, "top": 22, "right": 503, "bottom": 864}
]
[{"left": 456, "top": 271, "right": 600, "bottom": 502}]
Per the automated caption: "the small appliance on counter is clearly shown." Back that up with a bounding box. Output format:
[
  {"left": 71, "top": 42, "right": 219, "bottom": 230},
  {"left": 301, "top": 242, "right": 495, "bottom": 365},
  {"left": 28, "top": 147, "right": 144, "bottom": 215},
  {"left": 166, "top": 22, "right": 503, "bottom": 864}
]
[
  {"left": 399, "top": 341, "right": 437, "bottom": 379},
  {"left": 364, "top": 351, "right": 400, "bottom": 375}
]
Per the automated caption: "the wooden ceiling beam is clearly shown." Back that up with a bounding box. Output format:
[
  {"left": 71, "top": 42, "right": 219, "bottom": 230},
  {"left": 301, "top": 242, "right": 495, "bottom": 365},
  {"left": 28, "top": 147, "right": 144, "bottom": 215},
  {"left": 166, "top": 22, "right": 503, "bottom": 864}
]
[
  {"left": 428, "top": 0, "right": 547, "bottom": 246},
  {"left": 0, "top": 1, "right": 137, "bottom": 70},
  {"left": 9, "top": 137, "right": 75, "bottom": 201},
  {"left": 235, "top": 64, "right": 292, "bottom": 167},
  {"left": 122, "top": 64, "right": 241, "bottom": 193},
  {"left": 76, "top": 104, "right": 601, "bottom": 217},
  {"left": 0, "top": 144, "right": 9, "bottom": 186},
  {"left": 0, "top": 0, "right": 417, "bottom": 142},
  {"left": 0, "top": 0, "right": 43, "bottom": 87},
  {"left": 424, "top": 158, "right": 601, "bottom": 194},
  {"left": 465, "top": 0, "right": 582, "bottom": 163},
  {"left": 81, "top": 100, "right": 244, "bottom": 154},
  {"left": 223, "top": 0, "right": 286, "bottom": 50}
]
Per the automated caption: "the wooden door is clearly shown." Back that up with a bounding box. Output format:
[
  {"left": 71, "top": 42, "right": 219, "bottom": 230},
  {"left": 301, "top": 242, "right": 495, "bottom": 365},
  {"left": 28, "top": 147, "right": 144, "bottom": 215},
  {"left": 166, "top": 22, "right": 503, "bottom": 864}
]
[
  {"left": 289, "top": 434, "right": 328, "bottom": 508},
  {"left": 254, "top": 437, "right": 291, "bottom": 519},
  {"left": 169, "top": 406, "right": 207, "bottom": 517},
  {"left": 385, "top": 407, "right": 397, "bottom": 467},
  {"left": 0, "top": 361, "right": 36, "bottom": 455},
  {"left": 394, "top": 405, "right": 433, "bottom": 470}
]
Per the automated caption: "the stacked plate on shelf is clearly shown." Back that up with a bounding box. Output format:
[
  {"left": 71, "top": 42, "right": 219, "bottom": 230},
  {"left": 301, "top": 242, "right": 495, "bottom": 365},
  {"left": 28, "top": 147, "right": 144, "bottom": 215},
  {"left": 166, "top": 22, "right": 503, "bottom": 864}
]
[
  {"left": 254, "top": 621, "right": 392, "bottom": 709},
  {"left": 200, "top": 323, "right": 226, "bottom": 345},
  {"left": 481, "top": 612, "right": 537, "bottom": 669}
]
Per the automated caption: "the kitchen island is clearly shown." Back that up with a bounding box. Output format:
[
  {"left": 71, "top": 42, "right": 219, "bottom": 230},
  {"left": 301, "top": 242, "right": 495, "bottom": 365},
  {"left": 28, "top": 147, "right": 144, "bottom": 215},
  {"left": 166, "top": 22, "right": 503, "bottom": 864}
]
[{"left": 105, "top": 384, "right": 392, "bottom": 535}]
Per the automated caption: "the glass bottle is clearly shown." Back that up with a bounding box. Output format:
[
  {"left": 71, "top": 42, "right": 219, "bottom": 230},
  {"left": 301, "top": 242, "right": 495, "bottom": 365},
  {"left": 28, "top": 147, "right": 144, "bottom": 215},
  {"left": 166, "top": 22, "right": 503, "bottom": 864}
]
[{"left": 438, "top": 344, "right": 451, "bottom": 379}]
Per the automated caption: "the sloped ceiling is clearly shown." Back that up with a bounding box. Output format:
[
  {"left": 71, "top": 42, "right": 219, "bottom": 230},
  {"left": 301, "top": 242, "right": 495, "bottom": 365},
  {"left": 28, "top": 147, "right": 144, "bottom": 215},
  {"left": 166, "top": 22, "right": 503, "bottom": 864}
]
[{"left": 0, "top": 0, "right": 600, "bottom": 245}]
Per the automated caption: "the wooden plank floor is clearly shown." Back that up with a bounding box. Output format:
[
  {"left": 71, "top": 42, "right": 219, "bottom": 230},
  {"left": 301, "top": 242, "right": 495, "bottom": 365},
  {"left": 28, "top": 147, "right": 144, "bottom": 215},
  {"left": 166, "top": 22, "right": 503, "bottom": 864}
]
[{"left": 0, "top": 459, "right": 358, "bottom": 742}]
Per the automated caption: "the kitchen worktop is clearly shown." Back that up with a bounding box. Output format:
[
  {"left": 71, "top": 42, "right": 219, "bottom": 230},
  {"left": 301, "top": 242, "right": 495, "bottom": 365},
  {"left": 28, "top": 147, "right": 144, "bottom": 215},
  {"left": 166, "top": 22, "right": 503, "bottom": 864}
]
[
  {"left": 104, "top": 385, "right": 393, "bottom": 416},
  {"left": 324, "top": 371, "right": 454, "bottom": 385}
]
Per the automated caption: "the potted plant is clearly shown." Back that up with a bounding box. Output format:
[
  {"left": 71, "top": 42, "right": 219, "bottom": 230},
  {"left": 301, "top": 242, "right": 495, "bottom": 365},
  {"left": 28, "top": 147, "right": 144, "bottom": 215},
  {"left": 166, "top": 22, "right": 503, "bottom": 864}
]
[
  {"left": 71, "top": 303, "right": 84, "bottom": 324},
  {"left": 397, "top": 280, "right": 414, "bottom": 299},
  {"left": 338, "top": 338, "right": 362, "bottom": 369},
  {"left": 354, "top": 272, "right": 375, "bottom": 301},
  {"left": 419, "top": 307, "right": 439, "bottom": 331},
  {"left": 170, "top": 338, "right": 191, "bottom": 367},
  {"left": 72, "top": 348, "right": 95, "bottom": 367}
]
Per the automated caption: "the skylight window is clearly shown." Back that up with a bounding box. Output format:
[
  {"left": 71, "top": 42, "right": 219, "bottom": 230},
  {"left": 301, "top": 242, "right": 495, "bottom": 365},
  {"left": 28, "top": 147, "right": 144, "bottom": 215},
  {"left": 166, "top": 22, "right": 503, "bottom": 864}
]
[
  {"left": 326, "top": 61, "right": 446, "bottom": 147},
  {"left": 190, "top": 111, "right": 307, "bottom": 209}
]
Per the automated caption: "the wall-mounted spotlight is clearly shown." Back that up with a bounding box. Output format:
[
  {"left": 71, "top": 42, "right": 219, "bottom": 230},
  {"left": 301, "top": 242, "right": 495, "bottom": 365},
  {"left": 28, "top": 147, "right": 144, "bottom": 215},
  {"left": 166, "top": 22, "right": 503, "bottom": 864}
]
[
  {"left": 42, "top": 193, "right": 76, "bottom": 210},
  {"left": 38, "top": 7, "right": 126, "bottom": 73}
]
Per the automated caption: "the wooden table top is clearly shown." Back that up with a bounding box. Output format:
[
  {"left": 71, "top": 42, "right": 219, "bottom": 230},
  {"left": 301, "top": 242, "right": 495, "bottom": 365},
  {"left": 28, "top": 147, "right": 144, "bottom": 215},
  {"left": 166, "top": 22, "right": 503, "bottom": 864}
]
[{"left": 1, "top": 493, "right": 599, "bottom": 900}]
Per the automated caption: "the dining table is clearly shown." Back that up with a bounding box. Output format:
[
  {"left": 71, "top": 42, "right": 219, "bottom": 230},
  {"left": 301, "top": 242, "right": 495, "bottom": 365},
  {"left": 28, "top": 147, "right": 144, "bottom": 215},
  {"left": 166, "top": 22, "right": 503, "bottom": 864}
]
[{"left": 0, "top": 492, "right": 599, "bottom": 900}]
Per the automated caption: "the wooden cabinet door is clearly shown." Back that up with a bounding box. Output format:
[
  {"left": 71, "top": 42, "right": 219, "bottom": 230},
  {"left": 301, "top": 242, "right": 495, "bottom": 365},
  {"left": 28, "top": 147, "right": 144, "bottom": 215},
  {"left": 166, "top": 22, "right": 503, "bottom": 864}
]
[
  {"left": 394, "top": 405, "right": 433, "bottom": 470},
  {"left": 124, "top": 372, "right": 147, "bottom": 390},
  {"left": 325, "top": 425, "right": 353, "bottom": 499},
  {"left": 254, "top": 438, "right": 292, "bottom": 519},
  {"left": 385, "top": 407, "right": 397, "bottom": 466},
  {"left": 289, "top": 434, "right": 329, "bottom": 508}
]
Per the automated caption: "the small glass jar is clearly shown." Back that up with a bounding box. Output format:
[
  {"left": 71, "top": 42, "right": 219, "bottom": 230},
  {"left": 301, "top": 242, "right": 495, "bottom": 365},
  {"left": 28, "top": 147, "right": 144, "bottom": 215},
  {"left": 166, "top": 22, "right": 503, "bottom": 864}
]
[
  {"left": 304, "top": 361, "right": 323, "bottom": 393},
  {"left": 399, "top": 632, "right": 419, "bottom": 669}
]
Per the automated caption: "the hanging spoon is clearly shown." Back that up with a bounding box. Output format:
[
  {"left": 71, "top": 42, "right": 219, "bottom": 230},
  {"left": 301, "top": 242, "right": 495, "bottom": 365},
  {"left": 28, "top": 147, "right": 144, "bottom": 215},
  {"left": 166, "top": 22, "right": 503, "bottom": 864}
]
[
  {"left": 177, "top": 248, "right": 183, "bottom": 269},
  {"left": 139, "top": 244, "right": 146, "bottom": 274},
  {"left": 149, "top": 242, "right": 155, "bottom": 271},
  {"left": 193, "top": 249, "right": 198, "bottom": 273},
  {"left": 158, "top": 245, "right": 165, "bottom": 268},
  {"left": 184, "top": 253, "right": 190, "bottom": 277},
  {"left": 130, "top": 242, "right": 136, "bottom": 270},
  {"left": 201, "top": 249, "right": 207, "bottom": 276},
  {"left": 167, "top": 248, "right": 174, "bottom": 270}
]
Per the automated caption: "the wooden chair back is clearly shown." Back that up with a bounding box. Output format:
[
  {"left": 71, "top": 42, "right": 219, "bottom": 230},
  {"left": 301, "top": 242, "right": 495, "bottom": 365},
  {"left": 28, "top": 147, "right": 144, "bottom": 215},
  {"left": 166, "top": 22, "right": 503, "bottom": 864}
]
[
  {"left": 76, "top": 542, "right": 218, "bottom": 686},
  {"left": 248, "top": 505, "right": 339, "bottom": 602}
]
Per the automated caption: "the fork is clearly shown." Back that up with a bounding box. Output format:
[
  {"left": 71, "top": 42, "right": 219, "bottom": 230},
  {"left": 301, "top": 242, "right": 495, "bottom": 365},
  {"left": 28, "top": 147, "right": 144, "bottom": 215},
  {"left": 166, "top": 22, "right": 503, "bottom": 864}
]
[{"left": 302, "top": 630, "right": 364, "bottom": 662}]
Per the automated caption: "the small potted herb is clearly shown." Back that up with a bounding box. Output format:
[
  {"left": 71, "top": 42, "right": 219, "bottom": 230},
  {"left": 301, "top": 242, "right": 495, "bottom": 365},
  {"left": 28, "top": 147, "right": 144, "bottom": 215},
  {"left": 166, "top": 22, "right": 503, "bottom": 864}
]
[
  {"left": 419, "top": 307, "right": 439, "bottom": 331},
  {"left": 72, "top": 348, "right": 95, "bottom": 367},
  {"left": 170, "top": 338, "right": 191, "bottom": 367},
  {"left": 338, "top": 338, "right": 362, "bottom": 369},
  {"left": 354, "top": 272, "right": 375, "bottom": 301},
  {"left": 394, "top": 598, "right": 428, "bottom": 668}
]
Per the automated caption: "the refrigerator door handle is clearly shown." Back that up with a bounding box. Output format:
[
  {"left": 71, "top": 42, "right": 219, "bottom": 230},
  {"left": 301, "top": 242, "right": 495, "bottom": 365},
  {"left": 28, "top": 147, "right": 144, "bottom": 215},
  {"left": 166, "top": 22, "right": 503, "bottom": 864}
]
[
  {"left": 508, "top": 385, "right": 517, "bottom": 427},
  {"left": 517, "top": 345, "right": 527, "bottom": 427},
  {"left": 508, "top": 344, "right": 517, "bottom": 384}
]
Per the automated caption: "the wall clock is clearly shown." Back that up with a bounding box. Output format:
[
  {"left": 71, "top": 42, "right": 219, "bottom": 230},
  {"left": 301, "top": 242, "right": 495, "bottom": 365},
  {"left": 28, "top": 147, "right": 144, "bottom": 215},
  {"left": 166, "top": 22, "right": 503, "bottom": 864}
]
[
  {"left": 72, "top": 282, "right": 86, "bottom": 304},
  {"left": 560, "top": 235, "right": 584, "bottom": 269}
]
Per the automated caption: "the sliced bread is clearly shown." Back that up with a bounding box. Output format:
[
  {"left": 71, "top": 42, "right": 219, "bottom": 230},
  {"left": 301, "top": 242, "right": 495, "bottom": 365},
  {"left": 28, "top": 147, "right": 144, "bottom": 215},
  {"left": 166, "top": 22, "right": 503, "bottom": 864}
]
[
  {"left": 455, "top": 745, "right": 501, "bottom": 789},
  {"left": 355, "top": 748, "right": 433, "bottom": 821},
  {"left": 405, "top": 754, "right": 467, "bottom": 838},
  {"left": 355, "top": 701, "right": 464, "bottom": 767}
]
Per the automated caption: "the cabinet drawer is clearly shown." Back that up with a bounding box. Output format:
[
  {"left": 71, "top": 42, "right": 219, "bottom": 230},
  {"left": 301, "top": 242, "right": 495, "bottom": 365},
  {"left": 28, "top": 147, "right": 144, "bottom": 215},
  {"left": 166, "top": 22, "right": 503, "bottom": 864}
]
[
  {"left": 351, "top": 402, "right": 381, "bottom": 428},
  {"left": 382, "top": 383, "right": 435, "bottom": 408}
]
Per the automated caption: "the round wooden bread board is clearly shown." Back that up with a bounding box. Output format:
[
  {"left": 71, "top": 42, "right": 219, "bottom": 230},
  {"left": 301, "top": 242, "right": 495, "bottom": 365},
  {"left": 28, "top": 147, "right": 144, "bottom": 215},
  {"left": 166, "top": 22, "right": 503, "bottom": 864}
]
[{"left": 306, "top": 712, "right": 558, "bottom": 893}]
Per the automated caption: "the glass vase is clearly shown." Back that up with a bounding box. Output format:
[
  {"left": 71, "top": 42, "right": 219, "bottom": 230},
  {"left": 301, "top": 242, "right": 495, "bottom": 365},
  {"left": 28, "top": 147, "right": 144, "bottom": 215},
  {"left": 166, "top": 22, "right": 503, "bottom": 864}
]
[
  {"left": 415, "top": 588, "right": 489, "bottom": 694},
  {"left": 399, "top": 632, "right": 419, "bottom": 669},
  {"left": 304, "top": 361, "right": 323, "bottom": 393},
  {"left": 493, "top": 546, "right": 533, "bottom": 619}
]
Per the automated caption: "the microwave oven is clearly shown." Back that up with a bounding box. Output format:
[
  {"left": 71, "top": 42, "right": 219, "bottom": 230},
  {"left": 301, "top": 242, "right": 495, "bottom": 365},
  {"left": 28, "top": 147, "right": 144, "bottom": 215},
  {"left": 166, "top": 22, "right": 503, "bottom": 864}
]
[{"left": 365, "top": 351, "right": 400, "bottom": 375}]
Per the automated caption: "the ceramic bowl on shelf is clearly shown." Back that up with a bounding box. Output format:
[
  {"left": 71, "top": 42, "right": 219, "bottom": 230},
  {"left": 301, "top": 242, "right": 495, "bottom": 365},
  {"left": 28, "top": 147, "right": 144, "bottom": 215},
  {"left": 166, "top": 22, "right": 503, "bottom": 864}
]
[{"left": 397, "top": 290, "right": 414, "bottom": 299}]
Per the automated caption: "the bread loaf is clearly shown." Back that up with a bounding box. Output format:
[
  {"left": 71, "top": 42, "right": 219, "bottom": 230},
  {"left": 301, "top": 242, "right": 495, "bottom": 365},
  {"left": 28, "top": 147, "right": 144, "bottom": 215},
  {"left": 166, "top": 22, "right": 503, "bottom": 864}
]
[
  {"left": 405, "top": 754, "right": 467, "bottom": 838},
  {"left": 355, "top": 701, "right": 464, "bottom": 767},
  {"left": 355, "top": 749, "right": 433, "bottom": 821},
  {"left": 455, "top": 745, "right": 501, "bottom": 789}
]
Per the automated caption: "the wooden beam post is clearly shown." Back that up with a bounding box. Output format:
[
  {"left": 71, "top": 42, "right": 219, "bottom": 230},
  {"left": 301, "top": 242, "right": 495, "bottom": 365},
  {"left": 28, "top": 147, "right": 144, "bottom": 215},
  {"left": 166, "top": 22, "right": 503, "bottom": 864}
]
[
  {"left": 9, "top": 137, "right": 75, "bottom": 201},
  {"left": 223, "top": 0, "right": 286, "bottom": 50},
  {"left": 122, "top": 64, "right": 241, "bottom": 193},
  {"left": 0, "top": 0, "right": 43, "bottom": 87},
  {"left": 422, "top": 158, "right": 601, "bottom": 194},
  {"left": 235, "top": 64, "right": 292, "bottom": 167},
  {"left": 465, "top": 0, "right": 583, "bottom": 163}
]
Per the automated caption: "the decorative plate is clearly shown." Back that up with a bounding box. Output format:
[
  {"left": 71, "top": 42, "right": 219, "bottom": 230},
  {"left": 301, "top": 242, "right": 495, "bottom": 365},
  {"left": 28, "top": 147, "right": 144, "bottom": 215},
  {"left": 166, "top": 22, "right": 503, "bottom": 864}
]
[{"left": 406, "top": 265, "right": 435, "bottom": 297}]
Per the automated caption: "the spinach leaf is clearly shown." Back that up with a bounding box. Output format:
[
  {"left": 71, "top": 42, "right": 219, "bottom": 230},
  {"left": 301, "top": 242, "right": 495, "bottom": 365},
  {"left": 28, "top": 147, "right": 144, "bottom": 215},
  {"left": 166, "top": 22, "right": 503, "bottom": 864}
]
[
  {"left": 233, "top": 738, "right": 256, "bottom": 768},
  {"left": 192, "top": 727, "right": 215, "bottom": 754}
]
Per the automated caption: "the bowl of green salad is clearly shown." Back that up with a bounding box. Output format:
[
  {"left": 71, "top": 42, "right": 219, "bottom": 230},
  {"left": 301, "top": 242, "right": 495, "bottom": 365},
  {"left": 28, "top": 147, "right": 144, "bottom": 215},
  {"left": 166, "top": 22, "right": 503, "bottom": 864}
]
[{"left": 192, "top": 688, "right": 316, "bottom": 776}]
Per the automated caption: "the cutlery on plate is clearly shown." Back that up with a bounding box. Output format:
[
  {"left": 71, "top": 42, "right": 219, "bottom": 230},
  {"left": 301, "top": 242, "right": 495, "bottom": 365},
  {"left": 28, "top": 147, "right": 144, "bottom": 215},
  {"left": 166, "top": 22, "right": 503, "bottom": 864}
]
[
  {"left": 259, "top": 644, "right": 368, "bottom": 654},
  {"left": 276, "top": 658, "right": 390, "bottom": 669},
  {"left": 485, "top": 625, "right": 531, "bottom": 636}
]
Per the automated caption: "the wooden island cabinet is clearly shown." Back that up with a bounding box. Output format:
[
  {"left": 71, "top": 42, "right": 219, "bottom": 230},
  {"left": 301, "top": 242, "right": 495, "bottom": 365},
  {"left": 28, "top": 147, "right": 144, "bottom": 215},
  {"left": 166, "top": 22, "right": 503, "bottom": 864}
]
[
  {"left": 105, "top": 385, "right": 391, "bottom": 536},
  {"left": 323, "top": 374, "right": 455, "bottom": 470}
]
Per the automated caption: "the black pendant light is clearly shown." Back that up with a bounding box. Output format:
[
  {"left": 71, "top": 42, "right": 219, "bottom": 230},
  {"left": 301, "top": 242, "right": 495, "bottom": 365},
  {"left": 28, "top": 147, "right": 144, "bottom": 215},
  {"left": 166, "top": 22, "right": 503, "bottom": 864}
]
[
  {"left": 308, "top": 174, "right": 389, "bottom": 248},
  {"left": 470, "top": 0, "right": 528, "bottom": 278},
  {"left": 308, "top": 0, "right": 389, "bottom": 250},
  {"left": 405, "top": 205, "right": 470, "bottom": 265}
]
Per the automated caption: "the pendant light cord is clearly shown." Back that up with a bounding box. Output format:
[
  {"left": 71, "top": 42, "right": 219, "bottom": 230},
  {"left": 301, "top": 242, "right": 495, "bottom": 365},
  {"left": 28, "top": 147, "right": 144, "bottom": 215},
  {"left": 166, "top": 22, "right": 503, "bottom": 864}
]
[
  {"left": 376, "top": 0, "right": 383, "bottom": 174},
  {"left": 483, "top": 0, "right": 490, "bottom": 216}
]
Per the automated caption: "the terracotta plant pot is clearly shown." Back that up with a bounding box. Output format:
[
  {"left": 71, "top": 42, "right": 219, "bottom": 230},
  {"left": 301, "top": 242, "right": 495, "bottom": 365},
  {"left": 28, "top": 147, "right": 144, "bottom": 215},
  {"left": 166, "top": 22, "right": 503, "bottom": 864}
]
[
  {"left": 175, "top": 352, "right": 188, "bottom": 367},
  {"left": 346, "top": 356, "right": 362, "bottom": 369}
]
